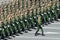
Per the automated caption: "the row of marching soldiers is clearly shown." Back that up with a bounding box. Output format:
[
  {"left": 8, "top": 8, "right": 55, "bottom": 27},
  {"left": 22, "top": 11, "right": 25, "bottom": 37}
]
[{"left": 0, "top": 0, "right": 60, "bottom": 39}]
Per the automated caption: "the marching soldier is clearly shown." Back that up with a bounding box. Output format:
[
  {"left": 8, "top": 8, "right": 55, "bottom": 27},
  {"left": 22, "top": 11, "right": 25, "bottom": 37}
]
[
  {"left": 9, "top": 16, "right": 17, "bottom": 35},
  {"left": 40, "top": 4, "right": 47, "bottom": 25},
  {"left": 44, "top": 1, "right": 51, "bottom": 24},
  {"left": 55, "top": 0, "right": 60, "bottom": 21},
  {"left": 9, "top": 14, "right": 18, "bottom": 35},
  {"left": 35, "top": 15, "right": 44, "bottom": 36},
  {"left": 0, "top": 19, "right": 6, "bottom": 39},
  {"left": 51, "top": 0, "right": 58, "bottom": 21},
  {"left": 23, "top": 0, "right": 30, "bottom": 31},
  {"left": 14, "top": 9, "right": 23, "bottom": 34},
  {"left": 6, "top": 15, "right": 14, "bottom": 36},
  {"left": 0, "top": 5, "right": 6, "bottom": 39},
  {"left": 46, "top": 0, "right": 54, "bottom": 23}
]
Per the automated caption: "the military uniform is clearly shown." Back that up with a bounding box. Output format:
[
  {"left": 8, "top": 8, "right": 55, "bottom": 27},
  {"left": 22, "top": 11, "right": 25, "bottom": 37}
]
[{"left": 35, "top": 15, "right": 44, "bottom": 36}]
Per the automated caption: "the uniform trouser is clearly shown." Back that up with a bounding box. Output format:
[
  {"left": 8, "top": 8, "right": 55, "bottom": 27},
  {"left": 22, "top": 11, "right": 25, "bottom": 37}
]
[
  {"left": 56, "top": 10, "right": 60, "bottom": 16},
  {"left": 35, "top": 24, "right": 44, "bottom": 35},
  {"left": 15, "top": 23, "right": 21, "bottom": 33},
  {"left": 20, "top": 22, "right": 26, "bottom": 31},
  {"left": 11, "top": 24, "right": 18, "bottom": 34},
  {"left": 28, "top": 18, "right": 35, "bottom": 28},
  {"left": 54, "top": 12, "right": 58, "bottom": 20},
  {"left": 44, "top": 14, "right": 50, "bottom": 23},
  {"left": 8, "top": 26, "right": 13, "bottom": 36},
  {"left": 4, "top": 27, "right": 10, "bottom": 37},
  {"left": 1, "top": 29, "right": 6, "bottom": 39},
  {"left": 33, "top": 16, "right": 37, "bottom": 27},
  {"left": 50, "top": 12, "right": 54, "bottom": 22},
  {"left": 56, "top": 8, "right": 60, "bottom": 15},
  {"left": 47, "top": 12, "right": 52, "bottom": 22},
  {"left": 51, "top": 12, "right": 58, "bottom": 20},
  {"left": 41, "top": 15, "right": 47, "bottom": 24},
  {"left": 24, "top": 19, "right": 30, "bottom": 30},
  {"left": 51, "top": 10, "right": 58, "bottom": 20}
]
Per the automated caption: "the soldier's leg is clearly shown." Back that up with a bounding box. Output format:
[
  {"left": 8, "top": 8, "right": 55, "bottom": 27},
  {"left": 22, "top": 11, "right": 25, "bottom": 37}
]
[
  {"left": 39, "top": 25, "right": 45, "bottom": 36},
  {"left": 27, "top": 19, "right": 32, "bottom": 31},
  {"left": 27, "top": 21, "right": 32, "bottom": 31},
  {"left": 22, "top": 22, "right": 28, "bottom": 33},
  {"left": 7, "top": 25, "right": 13, "bottom": 36},
  {"left": 1, "top": 29, "right": 6, "bottom": 39},
  {"left": 50, "top": 12, "right": 54, "bottom": 23},
  {"left": 54, "top": 12, "right": 59, "bottom": 21},
  {"left": 46, "top": 13, "right": 51, "bottom": 24},
  {"left": 40, "top": 14, "right": 46, "bottom": 26},
  {"left": 20, "top": 20, "right": 28, "bottom": 33},
  {"left": 35, "top": 24, "right": 44, "bottom": 36},
  {"left": 44, "top": 12, "right": 49, "bottom": 24},
  {"left": 24, "top": 19, "right": 31, "bottom": 31},
  {"left": 45, "top": 15, "right": 49, "bottom": 25},
  {"left": 30, "top": 18, "right": 35, "bottom": 29},
  {"left": 35, "top": 26, "right": 40, "bottom": 36},
  {"left": 15, "top": 22, "right": 23, "bottom": 34},
  {"left": 48, "top": 12, "right": 53, "bottom": 23},
  {"left": 26, "top": 21, "right": 32, "bottom": 31},
  {"left": 57, "top": 8, "right": 60, "bottom": 19},
  {"left": 42, "top": 15, "right": 47, "bottom": 25}
]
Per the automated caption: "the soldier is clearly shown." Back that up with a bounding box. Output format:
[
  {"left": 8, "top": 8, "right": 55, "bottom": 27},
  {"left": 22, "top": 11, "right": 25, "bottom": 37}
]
[
  {"left": 18, "top": 0, "right": 27, "bottom": 33},
  {"left": 46, "top": 0, "right": 54, "bottom": 23},
  {"left": 9, "top": 16, "right": 17, "bottom": 36},
  {"left": 23, "top": 0, "right": 31, "bottom": 31},
  {"left": 44, "top": 1, "right": 51, "bottom": 24},
  {"left": 52, "top": 0, "right": 59, "bottom": 21},
  {"left": 3, "top": 19, "right": 11, "bottom": 37},
  {"left": 4, "top": 18, "right": 13, "bottom": 39},
  {"left": 9, "top": 14, "right": 18, "bottom": 35},
  {"left": 28, "top": 7, "right": 35, "bottom": 29},
  {"left": 40, "top": 4, "right": 47, "bottom": 25},
  {"left": 52, "top": 0, "right": 58, "bottom": 21},
  {"left": 26, "top": 0, "right": 32, "bottom": 30},
  {"left": 35, "top": 15, "right": 44, "bottom": 36},
  {"left": 0, "top": 2, "right": 10, "bottom": 38},
  {"left": 0, "top": 19, "right": 6, "bottom": 39},
  {"left": 19, "top": 10, "right": 28, "bottom": 33},
  {"left": 55, "top": 0, "right": 60, "bottom": 20},
  {"left": 6, "top": 15, "right": 14, "bottom": 36},
  {"left": 14, "top": 9, "right": 23, "bottom": 35}
]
